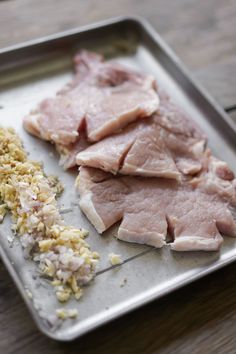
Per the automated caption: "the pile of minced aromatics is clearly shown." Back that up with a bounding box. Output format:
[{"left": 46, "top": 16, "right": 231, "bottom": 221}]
[{"left": 0, "top": 127, "right": 99, "bottom": 302}]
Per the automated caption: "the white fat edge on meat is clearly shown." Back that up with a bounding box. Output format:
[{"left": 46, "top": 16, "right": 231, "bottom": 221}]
[
  {"left": 170, "top": 234, "right": 223, "bottom": 252},
  {"left": 118, "top": 228, "right": 166, "bottom": 248},
  {"left": 79, "top": 192, "right": 106, "bottom": 233}
]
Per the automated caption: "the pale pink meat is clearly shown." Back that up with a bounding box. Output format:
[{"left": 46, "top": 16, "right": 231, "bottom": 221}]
[
  {"left": 23, "top": 50, "right": 159, "bottom": 146},
  {"left": 56, "top": 132, "right": 90, "bottom": 169},
  {"left": 190, "top": 154, "right": 236, "bottom": 205},
  {"left": 77, "top": 93, "right": 206, "bottom": 179},
  {"left": 156, "top": 89, "right": 203, "bottom": 138},
  {"left": 77, "top": 160, "right": 236, "bottom": 251}
]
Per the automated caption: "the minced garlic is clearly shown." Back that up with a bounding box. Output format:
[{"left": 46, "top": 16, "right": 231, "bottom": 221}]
[
  {"left": 0, "top": 127, "right": 99, "bottom": 302},
  {"left": 25, "top": 288, "right": 33, "bottom": 299},
  {"left": 108, "top": 253, "right": 123, "bottom": 266},
  {"left": 56, "top": 308, "right": 78, "bottom": 320}
]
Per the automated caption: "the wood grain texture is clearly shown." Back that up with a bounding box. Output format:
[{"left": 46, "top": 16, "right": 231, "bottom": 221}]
[
  {"left": 0, "top": 0, "right": 236, "bottom": 108},
  {"left": 0, "top": 1, "right": 236, "bottom": 353}
]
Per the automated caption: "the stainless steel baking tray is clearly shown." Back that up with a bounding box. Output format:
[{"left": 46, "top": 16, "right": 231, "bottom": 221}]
[{"left": 1, "top": 16, "right": 236, "bottom": 341}]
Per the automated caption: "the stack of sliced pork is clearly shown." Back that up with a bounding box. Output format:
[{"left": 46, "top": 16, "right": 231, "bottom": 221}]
[{"left": 23, "top": 50, "right": 236, "bottom": 251}]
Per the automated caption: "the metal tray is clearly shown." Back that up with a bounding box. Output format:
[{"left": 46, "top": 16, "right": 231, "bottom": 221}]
[{"left": 1, "top": 16, "right": 236, "bottom": 341}]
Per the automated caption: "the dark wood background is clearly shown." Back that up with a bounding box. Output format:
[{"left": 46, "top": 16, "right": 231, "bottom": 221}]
[{"left": 0, "top": 1, "right": 236, "bottom": 353}]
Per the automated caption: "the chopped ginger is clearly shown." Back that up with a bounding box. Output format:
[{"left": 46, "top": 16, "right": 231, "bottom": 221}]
[
  {"left": 109, "top": 253, "right": 123, "bottom": 266},
  {"left": 56, "top": 308, "right": 78, "bottom": 320}
]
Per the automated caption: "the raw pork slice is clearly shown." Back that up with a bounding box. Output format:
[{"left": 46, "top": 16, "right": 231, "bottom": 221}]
[
  {"left": 77, "top": 91, "right": 206, "bottom": 179},
  {"left": 56, "top": 132, "right": 90, "bottom": 169},
  {"left": 23, "top": 50, "right": 159, "bottom": 147},
  {"left": 77, "top": 157, "right": 236, "bottom": 251}
]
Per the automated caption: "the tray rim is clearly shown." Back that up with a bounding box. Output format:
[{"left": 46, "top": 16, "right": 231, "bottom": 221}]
[{"left": 1, "top": 15, "right": 236, "bottom": 341}]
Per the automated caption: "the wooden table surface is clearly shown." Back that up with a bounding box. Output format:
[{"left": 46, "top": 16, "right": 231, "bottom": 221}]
[{"left": 0, "top": 1, "right": 236, "bottom": 353}]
